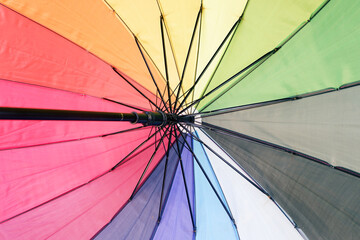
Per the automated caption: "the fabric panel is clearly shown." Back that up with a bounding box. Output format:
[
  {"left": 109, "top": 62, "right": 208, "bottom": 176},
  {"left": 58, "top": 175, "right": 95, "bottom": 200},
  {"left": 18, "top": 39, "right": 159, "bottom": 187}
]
[
  {"left": 0, "top": 79, "right": 142, "bottom": 150},
  {"left": 0, "top": 140, "right": 166, "bottom": 240},
  {"left": 205, "top": 130, "right": 360, "bottom": 240},
  {"left": 0, "top": 4, "right": 155, "bottom": 109},
  {"left": 193, "top": 136, "right": 238, "bottom": 240},
  {"left": 94, "top": 136, "right": 182, "bottom": 240},
  {"left": 202, "top": 0, "right": 360, "bottom": 111},
  {"left": 0, "top": 127, "right": 153, "bottom": 224},
  {"left": 197, "top": 130, "right": 303, "bottom": 240},
  {"left": 197, "top": 0, "right": 323, "bottom": 110},
  {"left": 153, "top": 136, "right": 194, "bottom": 240},
  {"left": 204, "top": 86, "right": 360, "bottom": 173}
]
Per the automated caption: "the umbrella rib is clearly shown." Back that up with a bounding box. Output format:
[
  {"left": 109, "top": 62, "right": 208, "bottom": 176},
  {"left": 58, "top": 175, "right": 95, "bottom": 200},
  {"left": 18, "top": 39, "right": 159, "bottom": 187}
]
[
  {"left": 134, "top": 37, "right": 169, "bottom": 112},
  {"left": 182, "top": 124, "right": 300, "bottom": 228},
  {"left": 175, "top": 125, "right": 236, "bottom": 225},
  {"left": 157, "top": 125, "right": 173, "bottom": 222},
  {"left": 103, "top": 98, "right": 149, "bottom": 112},
  {"left": 173, "top": 128, "right": 197, "bottom": 232},
  {"left": 0, "top": 125, "right": 147, "bottom": 152},
  {"left": 179, "top": 123, "right": 269, "bottom": 195},
  {"left": 193, "top": 0, "right": 332, "bottom": 113},
  {"left": 111, "top": 126, "right": 163, "bottom": 171},
  {"left": 174, "top": 18, "right": 240, "bottom": 114},
  {"left": 0, "top": 137, "right": 160, "bottom": 225},
  {"left": 178, "top": 49, "right": 275, "bottom": 115},
  {"left": 160, "top": 16, "right": 173, "bottom": 113},
  {"left": 112, "top": 67, "right": 160, "bottom": 110},
  {"left": 200, "top": 121, "right": 360, "bottom": 178},
  {"left": 173, "top": 7, "right": 202, "bottom": 112},
  {"left": 129, "top": 126, "right": 170, "bottom": 200}
]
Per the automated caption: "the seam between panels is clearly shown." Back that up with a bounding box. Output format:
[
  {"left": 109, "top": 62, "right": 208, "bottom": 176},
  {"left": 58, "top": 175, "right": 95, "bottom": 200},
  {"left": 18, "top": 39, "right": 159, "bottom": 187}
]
[
  {"left": 200, "top": 129, "right": 302, "bottom": 232},
  {"left": 0, "top": 6, "right": 156, "bottom": 111},
  {"left": 197, "top": 0, "right": 331, "bottom": 113},
  {"left": 155, "top": 0, "right": 182, "bottom": 81},
  {"left": 198, "top": 81, "right": 360, "bottom": 120},
  {"left": 173, "top": 8, "right": 202, "bottom": 113},
  {"left": 90, "top": 138, "right": 169, "bottom": 240},
  {"left": 193, "top": 0, "right": 249, "bottom": 111},
  {"left": 201, "top": 121, "right": 360, "bottom": 178},
  {"left": 190, "top": 1, "right": 204, "bottom": 109},
  {"left": 191, "top": 136, "right": 197, "bottom": 240},
  {"left": 194, "top": 131, "right": 240, "bottom": 240},
  {"left": 102, "top": 0, "right": 169, "bottom": 88},
  {"left": 197, "top": 128, "right": 300, "bottom": 228}
]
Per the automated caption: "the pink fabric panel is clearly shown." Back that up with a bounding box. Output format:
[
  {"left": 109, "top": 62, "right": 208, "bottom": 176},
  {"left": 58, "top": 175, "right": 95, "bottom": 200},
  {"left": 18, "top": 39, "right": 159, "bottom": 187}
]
[
  {"left": 0, "top": 127, "right": 154, "bottom": 223},
  {"left": 0, "top": 79, "right": 145, "bottom": 149},
  {"left": 0, "top": 5, "right": 157, "bottom": 109},
  {"left": 0, "top": 133, "right": 168, "bottom": 240}
]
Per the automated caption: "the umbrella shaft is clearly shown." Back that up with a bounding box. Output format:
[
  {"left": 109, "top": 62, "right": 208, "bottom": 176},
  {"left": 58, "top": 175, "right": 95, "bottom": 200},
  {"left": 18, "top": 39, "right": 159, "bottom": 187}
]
[{"left": 0, "top": 107, "right": 194, "bottom": 126}]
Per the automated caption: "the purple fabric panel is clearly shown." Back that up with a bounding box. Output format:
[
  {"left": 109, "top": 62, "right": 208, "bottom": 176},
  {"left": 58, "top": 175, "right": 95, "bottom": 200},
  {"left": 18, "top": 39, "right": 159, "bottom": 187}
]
[
  {"left": 94, "top": 139, "right": 182, "bottom": 240},
  {"left": 152, "top": 137, "right": 194, "bottom": 240}
]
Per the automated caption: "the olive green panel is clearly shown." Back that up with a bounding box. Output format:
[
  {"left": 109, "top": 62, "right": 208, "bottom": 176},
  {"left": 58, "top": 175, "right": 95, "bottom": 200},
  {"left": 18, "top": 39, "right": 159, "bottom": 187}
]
[{"left": 200, "top": 0, "right": 360, "bottom": 111}]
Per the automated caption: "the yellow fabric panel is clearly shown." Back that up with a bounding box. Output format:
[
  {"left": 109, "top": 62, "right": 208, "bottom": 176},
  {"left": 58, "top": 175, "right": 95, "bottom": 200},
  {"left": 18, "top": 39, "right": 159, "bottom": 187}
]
[
  {"left": 157, "top": 0, "right": 201, "bottom": 78},
  {"left": 1, "top": 0, "right": 165, "bottom": 96},
  {"left": 193, "top": 26, "right": 236, "bottom": 101},
  {"left": 194, "top": 0, "right": 246, "bottom": 95},
  {"left": 181, "top": 18, "right": 201, "bottom": 105},
  {"left": 106, "top": 0, "right": 165, "bottom": 80}
]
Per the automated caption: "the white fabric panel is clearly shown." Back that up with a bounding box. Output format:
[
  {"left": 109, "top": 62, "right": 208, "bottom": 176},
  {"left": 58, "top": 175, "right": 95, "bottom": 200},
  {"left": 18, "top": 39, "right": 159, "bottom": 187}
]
[
  {"left": 204, "top": 86, "right": 360, "bottom": 173},
  {"left": 196, "top": 129, "right": 303, "bottom": 240}
]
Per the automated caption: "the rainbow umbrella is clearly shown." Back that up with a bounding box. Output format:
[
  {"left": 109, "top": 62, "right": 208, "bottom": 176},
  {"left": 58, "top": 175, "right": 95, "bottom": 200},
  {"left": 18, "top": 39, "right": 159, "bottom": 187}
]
[{"left": 0, "top": 0, "right": 359, "bottom": 239}]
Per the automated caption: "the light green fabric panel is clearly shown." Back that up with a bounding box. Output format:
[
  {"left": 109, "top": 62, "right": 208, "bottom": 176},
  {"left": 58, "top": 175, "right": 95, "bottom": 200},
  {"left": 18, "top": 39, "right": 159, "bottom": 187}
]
[
  {"left": 196, "top": 0, "right": 323, "bottom": 110},
  {"left": 200, "top": 0, "right": 360, "bottom": 111}
]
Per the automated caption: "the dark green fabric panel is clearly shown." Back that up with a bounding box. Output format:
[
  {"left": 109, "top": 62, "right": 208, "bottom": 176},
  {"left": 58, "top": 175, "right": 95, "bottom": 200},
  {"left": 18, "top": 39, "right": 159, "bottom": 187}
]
[{"left": 204, "top": 129, "right": 360, "bottom": 240}]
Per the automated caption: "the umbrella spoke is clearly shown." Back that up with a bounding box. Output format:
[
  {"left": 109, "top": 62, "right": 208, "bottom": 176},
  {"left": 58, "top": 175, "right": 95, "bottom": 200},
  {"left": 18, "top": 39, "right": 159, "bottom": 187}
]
[
  {"left": 111, "top": 126, "right": 163, "bottom": 171},
  {"left": 112, "top": 67, "right": 160, "bottom": 110},
  {"left": 178, "top": 123, "right": 269, "bottom": 196},
  {"left": 0, "top": 136, "right": 160, "bottom": 225},
  {"left": 103, "top": 98, "right": 149, "bottom": 112},
  {"left": 157, "top": 125, "right": 173, "bottom": 222},
  {"left": 160, "top": 15, "right": 173, "bottom": 113},
  {"left": 173, "top": 128, "right": 197, "bottom": 232},
  {"left": 199, "top": 121, "right": 360, "bottom": 178},
  {"left": 173, "top": 7, "right": 202, "bottom": 112},
  {"left": 134, "top": 37, "right": 169, "bottom": 112},
  {"left": 175, "top": 125, "right": 236, "bottom": 226},
  {"left": 174, "top": 18, "right": 241, "bottom": 114},
  {"left": 178, "top": 49, "right": 275, "bottom": 115},
  {"left": 0, "top": 125, "right": 148, "bottom": 152},
  {"left": 129, "top": 126, "right": 170, "bottom": 200}
]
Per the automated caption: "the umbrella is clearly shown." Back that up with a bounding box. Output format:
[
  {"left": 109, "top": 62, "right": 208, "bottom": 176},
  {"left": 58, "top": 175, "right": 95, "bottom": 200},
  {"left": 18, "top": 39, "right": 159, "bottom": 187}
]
[{"left": 0, "top": 0, "right": 359, "bottom": 239}]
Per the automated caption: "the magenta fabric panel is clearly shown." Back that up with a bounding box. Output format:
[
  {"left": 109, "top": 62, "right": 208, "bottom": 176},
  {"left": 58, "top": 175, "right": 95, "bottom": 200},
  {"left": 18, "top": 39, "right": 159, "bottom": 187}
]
[
  {"left": 0, "top": 127, "right": 154, "bottom": 224},
  {"left": 0, "top": 138, "right": 167, "bottom": 240},
  {"left": 0, "top": 5, "right": 155, "bottom": 109},
  {"left": 0, "top": 79, "right": 144, "bottom": 150}
]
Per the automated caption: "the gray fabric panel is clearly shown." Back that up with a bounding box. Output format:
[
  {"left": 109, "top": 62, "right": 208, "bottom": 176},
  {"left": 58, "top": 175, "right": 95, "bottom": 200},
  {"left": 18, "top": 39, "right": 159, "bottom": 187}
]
[
  {"left": 204, "top": 86, "right": 360, "bottom": 173},
  {"left": 204, "top": 129, "right": 360, "bottom": 240}
]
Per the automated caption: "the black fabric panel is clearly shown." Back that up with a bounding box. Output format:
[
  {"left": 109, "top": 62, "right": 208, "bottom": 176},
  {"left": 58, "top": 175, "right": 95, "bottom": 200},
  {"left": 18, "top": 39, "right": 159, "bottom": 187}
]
[{"left": 204, "top": 129, "right": 360, "bottom": 240}]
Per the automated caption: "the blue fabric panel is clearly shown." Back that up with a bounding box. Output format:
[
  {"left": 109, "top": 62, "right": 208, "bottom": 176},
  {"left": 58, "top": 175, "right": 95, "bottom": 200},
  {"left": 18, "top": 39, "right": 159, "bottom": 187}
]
[{"left": 193, "top": 135, "right": 238, "bottom": 240}]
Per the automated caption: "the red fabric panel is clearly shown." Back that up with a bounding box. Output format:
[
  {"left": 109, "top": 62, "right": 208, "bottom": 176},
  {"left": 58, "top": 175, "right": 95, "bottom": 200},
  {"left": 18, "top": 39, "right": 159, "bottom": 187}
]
[
  {"left": 0, "top": 79, "right": 144, "bottom": 149},
  {"left": 0, "top": 127, "right": 154, "bottom": 223},
  {"left": 0, "top": 5, "right": 157, "bottom": 109},
  {"left": 0, "top": 133, "right": 169, "bottom": 240}
]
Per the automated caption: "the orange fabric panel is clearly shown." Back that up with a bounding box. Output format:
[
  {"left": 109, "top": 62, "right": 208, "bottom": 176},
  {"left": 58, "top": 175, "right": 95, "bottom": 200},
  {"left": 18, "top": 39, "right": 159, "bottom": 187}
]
[{"left": 1, "top": 0, "right": 167, "bottom": 98}]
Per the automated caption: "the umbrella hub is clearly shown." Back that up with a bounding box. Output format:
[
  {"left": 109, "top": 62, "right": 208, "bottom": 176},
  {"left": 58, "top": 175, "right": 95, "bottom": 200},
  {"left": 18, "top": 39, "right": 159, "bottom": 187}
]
[{"left": 133, "top": 111, "right": 195, "bottom": 126}]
